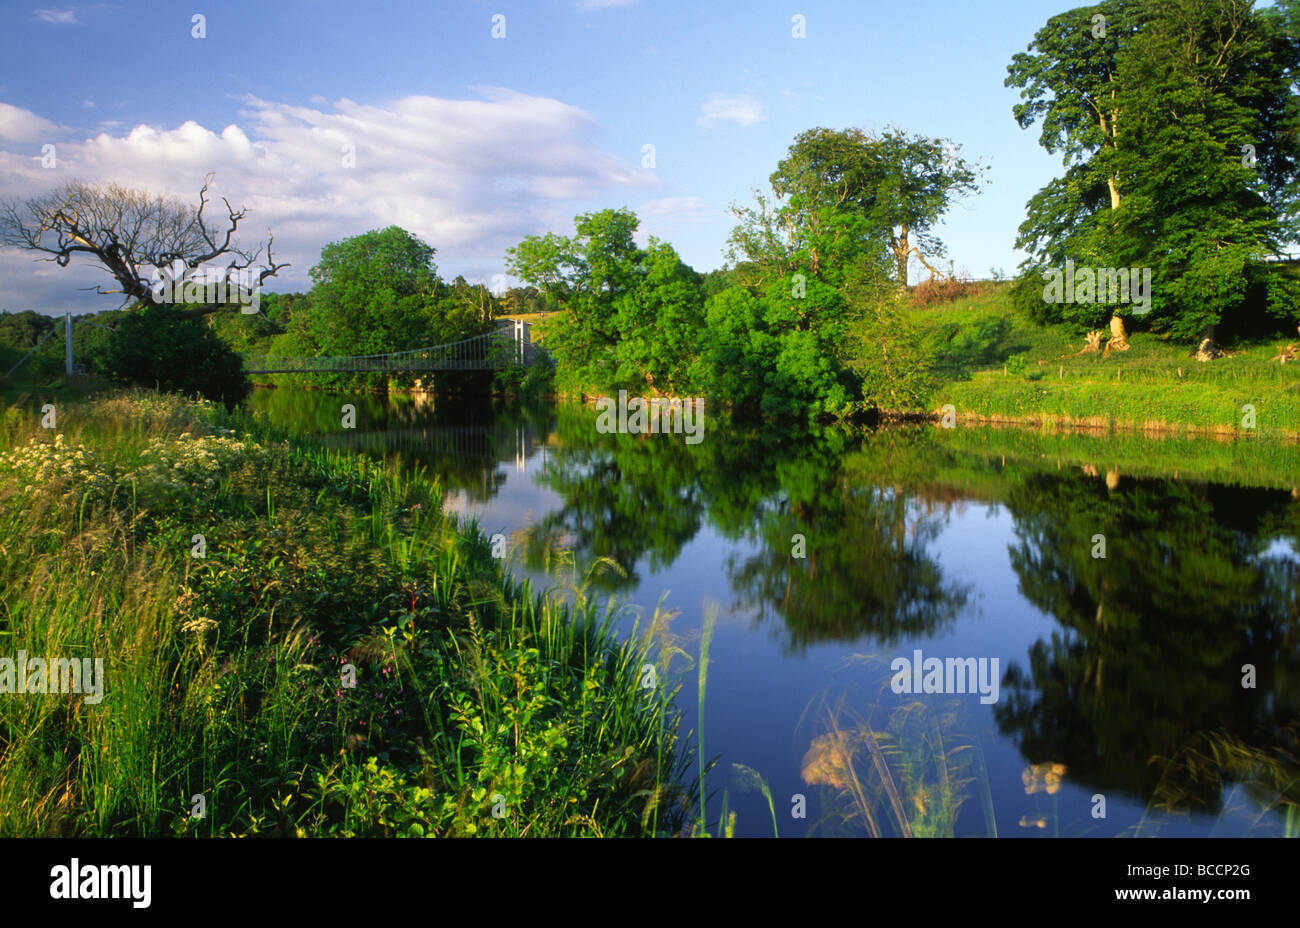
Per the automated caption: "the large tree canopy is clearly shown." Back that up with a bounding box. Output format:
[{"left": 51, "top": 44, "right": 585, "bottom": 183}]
[
  {"left": 300, "top": 225, "right": 440, "bottom": 358},
  {"left": 278, "top": 226, "right": 498, "bottom": 389},
  {"left": 730, "top": 126, "right": 983, "bottom": 290},
  {"left": 1007, "top": 0, "right": 1300, "bottom": 338},
  {"left": 511, "top": 128, "right": 971, "bottom": 419},
  {"left": 507, "top": 208, "right": 679, "bottom": 392}
]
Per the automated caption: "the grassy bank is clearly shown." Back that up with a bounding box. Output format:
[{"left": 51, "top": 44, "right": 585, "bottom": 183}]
[
  {"left": 932, "top": 423, "right": 1300, "bottom": 493},
  {"left": 0, "top": 387, "right": 693, "bottom": 837},
  {"left": 905, "top": 284, "right": 1300, "bottom": 437}
]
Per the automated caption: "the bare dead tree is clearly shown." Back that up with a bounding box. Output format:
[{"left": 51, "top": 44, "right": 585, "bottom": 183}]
[{"left": 0, "top": 173, "right": 287, "bottom": 318}]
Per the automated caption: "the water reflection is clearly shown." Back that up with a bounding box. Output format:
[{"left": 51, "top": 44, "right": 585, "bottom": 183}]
[
  {"left": 246, "top": 386, "right": 553, "bottom": 502},
  {"left": 997, "top": 470, "right": 1300, "bottom": 819},
  {"left": 245, "top": 387, "right": 1300, "bottom": 835}
]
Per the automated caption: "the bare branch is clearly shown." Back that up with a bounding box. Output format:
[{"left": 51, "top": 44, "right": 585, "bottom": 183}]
[{"left": 0, "top": 174, "right": 288, "bottom": 317}]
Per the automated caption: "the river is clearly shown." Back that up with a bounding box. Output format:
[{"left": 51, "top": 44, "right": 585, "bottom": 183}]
[{"left": 246, "top": 386, "right": 1300, "bottom": 838}]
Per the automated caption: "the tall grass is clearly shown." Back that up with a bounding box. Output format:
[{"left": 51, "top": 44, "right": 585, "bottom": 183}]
[
  {"left": 1139, "top": 725, "right": 1300, "bottom": 838},
  {"left": 0, "top": 388, "right": 695, "bottom": 837}
]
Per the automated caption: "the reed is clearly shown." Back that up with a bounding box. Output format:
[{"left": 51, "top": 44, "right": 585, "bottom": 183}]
[{"left": 0, "top": 388, "right": 694, "bottom": 837}]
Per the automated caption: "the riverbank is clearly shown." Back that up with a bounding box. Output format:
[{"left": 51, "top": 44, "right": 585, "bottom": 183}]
[
  {"left": 901, "top": 284, "right": 1300, "bottom": 438},
  {"left": 0, "top": 387, "right": 692, "bottom": 837}
]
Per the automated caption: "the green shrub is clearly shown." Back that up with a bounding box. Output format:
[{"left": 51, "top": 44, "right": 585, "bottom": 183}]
[{"left": 102, "top": 304, "right": 250, "bottom": 407}]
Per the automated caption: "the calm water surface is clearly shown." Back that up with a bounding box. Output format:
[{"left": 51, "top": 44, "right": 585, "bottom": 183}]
[{"left": 247, "top": 387, "right": 1300, "bottom": 838}]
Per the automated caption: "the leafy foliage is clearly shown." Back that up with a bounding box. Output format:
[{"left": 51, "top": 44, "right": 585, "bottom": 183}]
[
  {"left": 280, "top": 227, "right": 498, "bottom": 390},
  {"left": 1007, "top": 0, "right": 1300, "bottom": 338},
  {"left": 102, "top": 303, "right": 250, "bottom": 406},
  {"left": 513, "top": 126, "right": 975, "bottom": 420},
  {"left": 0, "top": 390, "right": 694, "bottom": 837}
]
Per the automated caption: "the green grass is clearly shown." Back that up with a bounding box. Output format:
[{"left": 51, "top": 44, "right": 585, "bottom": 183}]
[
  {"left": 0, "top": 388, "right": 695, "bottom": 837},
  {"left": 905, "top": 284, "right": 1300, "bottom": 437},
  {"left": 927, "top": 425, "right": 1300, "bottom": 492},
  {"left": 0, "top": 373, "right": 113, "bottom": 408}
]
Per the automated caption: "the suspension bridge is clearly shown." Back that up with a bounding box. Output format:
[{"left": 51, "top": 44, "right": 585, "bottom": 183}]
[
  {"left": 240, "top": 319, "right": 541, "bottom": 375},
  {"left": 5, "top": 315, "right": 543, "bottom": 380},
  {"left": 3, "top": 311, "right": 111, "bottom": 378}
]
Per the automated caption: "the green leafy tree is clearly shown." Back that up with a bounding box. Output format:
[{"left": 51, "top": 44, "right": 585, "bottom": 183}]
[
  {"left": 688, "top": 287, "right": 771, "bottom": 413},
  {"left": 1007, "top": 0, "right": 1300, "bottom": 337},
  {"left": 102, "top": 303, "right": 250, "bottom": 406},
  {"left": 721, "top": 127, "right": 975, "bottom": 417},
  {"left": 689, "top": 275, "right": 856, "bottom": 420},
  {"left": 0, "top": 310, "right": 57, "bottom": 349},
  {"left": 258, "top": 292, "right": 310, "bottom": 328},
  {"left": 840, "top": 260, "right": 936, "bottom": 411},
  {"left": 611, "top": 238, "right": 704, "bottom": 393},
  {"left": 499, "top": 286, "right": 554, "bottom": 316},
  {"left": 734, "top": 127, "right": 983, "bottom": 290},
  {"left": 299, "top": 226, "right": 439, "bottom": 361},
  {"left": 1007, "top": 1, "right": 1150, "bottom": 228},
  {"left": 507, "top": 208, "right": 648, "bottom": 393},
  {"left": 1107, "top": 0, "right": 1300, "bottom": 337},
  {"left": 288, "top": 227, "right": 495, "bottom": 389}
]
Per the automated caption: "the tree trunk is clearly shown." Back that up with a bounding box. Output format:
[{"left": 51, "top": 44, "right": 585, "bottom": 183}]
[
  {"left": 1100, "top": 105, "right": 1120, "bottom": 209},
  {"left": 1102, "top": 314, "right": 1130, "bottom": 355},
  {"left": 894, "top": 225, "right": 910, "bottom": 289}
]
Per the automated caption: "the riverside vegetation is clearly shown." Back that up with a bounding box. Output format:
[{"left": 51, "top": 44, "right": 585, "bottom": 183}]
[
  {"left": 1, "top": 0, "right": 1298, "bottom": 839},
  {"left": 910, "top": 281, "right": 1300, "bottom": 437},
  {"left": 0, "top": 389, "right": 699, "bottom": 837},
  {"left": 2, "top": 375, "right": 1296, "bottom": 838}
]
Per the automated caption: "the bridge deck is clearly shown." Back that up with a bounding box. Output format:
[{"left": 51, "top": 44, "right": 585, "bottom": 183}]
[{"left": 240, "top": 323, "right": 541, "bottom": 374}]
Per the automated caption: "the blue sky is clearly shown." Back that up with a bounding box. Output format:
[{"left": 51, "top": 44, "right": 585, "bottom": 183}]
[{"left": 2, "top": 0, "right": 1120, "bottom": 313}]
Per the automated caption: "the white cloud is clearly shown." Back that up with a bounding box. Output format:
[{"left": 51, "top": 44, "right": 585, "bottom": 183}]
[
  {"left": 697, "top": 93, "right": 764, "bottom": 129},
  {"left": 0, "top": 91, "right": 658, "bottom": 314},
  {"left": 0, "top": 102, "right": 60, "bottom": 142},
  {"left": 639, "top": 196, "right": 714, "bottom": 223},
  {"left": 34, "top": 9, "right": 78, "bottom": 24}
]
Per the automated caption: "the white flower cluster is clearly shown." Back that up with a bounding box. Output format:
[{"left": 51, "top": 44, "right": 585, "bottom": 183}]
[
  {"left": 136, "top": 431, "right": 272, "bottom": 492},
  {"left": 0, "top": 433, "right": 115, "bottom": 498},
  {"left": 0, "top": 429, "right": 272, "bottom": 502}
]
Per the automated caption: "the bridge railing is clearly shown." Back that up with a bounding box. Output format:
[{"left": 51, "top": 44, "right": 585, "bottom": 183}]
[{"left": 241, "top": 327, "right": 530, "bottom": 374}]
